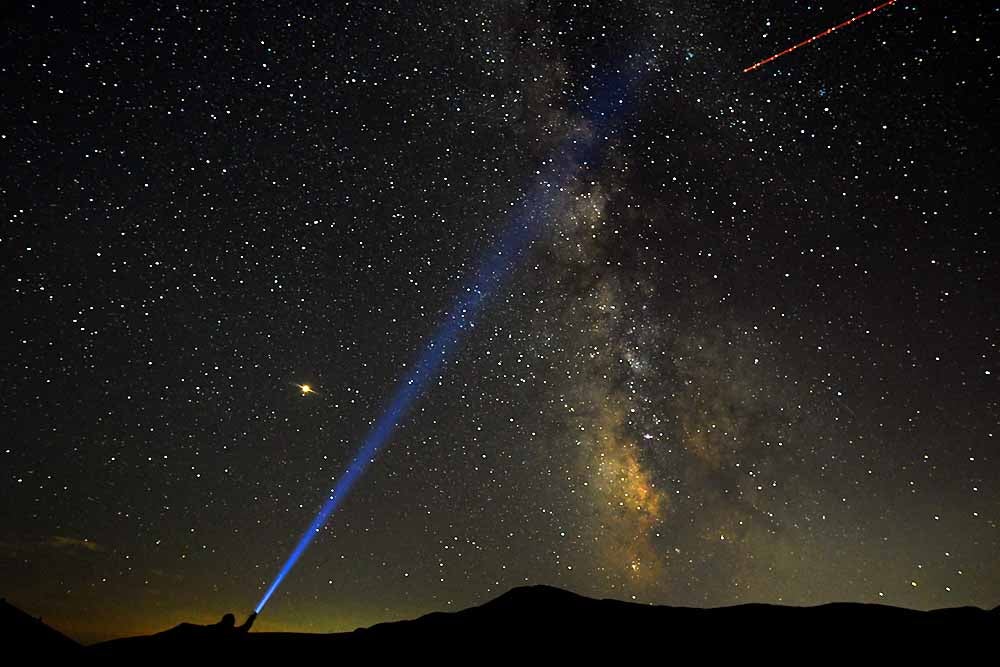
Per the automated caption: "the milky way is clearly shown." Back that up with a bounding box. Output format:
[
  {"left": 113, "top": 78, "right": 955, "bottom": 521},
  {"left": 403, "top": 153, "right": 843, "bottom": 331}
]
[{"left": 1, "top": 1, "right": 996, "bottom": 643}]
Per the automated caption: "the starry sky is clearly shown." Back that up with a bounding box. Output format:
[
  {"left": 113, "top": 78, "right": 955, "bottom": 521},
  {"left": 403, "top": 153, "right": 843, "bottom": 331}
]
[{"left": 2, "top": 0, "right": 997, "bottom": 645}]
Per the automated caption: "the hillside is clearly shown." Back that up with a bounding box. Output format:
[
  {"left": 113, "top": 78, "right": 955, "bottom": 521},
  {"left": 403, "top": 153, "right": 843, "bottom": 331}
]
[{"left": 85, "top": 585, "right": 998, "bottom": 659}]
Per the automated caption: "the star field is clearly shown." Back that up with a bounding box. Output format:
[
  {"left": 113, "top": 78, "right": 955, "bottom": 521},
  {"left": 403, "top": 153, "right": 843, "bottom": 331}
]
[{"left": 1, "top": 1, "right": 996, "bottom": 644}]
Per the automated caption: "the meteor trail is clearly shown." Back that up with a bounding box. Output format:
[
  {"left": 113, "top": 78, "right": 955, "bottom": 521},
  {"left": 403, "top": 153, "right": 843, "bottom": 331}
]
[
  {"left": 253, "top": 60, "right": 647, "bottom": 615},
  {"left": 743, "top": 0, "right": 898, "bottom": 74}
]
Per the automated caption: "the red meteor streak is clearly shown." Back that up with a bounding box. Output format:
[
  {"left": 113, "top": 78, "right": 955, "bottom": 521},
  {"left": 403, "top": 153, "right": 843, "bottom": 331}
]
[{"left": 744, "top": 0, "right": 898, "bottom": 73}]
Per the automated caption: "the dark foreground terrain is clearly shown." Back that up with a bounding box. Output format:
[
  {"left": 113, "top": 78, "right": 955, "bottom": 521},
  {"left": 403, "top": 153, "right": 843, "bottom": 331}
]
[{"left": 6, "top": 586, "right": 998, "bottom": 660}]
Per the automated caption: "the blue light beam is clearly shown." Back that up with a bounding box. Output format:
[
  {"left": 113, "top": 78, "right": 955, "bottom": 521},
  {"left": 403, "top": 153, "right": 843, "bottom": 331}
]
[{"left": 255, "top": 60, "right": 646, "bottom": 614}]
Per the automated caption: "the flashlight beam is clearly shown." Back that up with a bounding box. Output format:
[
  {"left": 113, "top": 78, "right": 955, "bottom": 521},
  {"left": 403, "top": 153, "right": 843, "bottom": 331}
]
[
  {"left": 743, "top": 0, "right": 898, "bottom": 74},
  {"left": 255, "top": 179, "right": 566, "bottom": 615},
  {"left": 253, "top": 60, "right": 645, "bottom": 615}
]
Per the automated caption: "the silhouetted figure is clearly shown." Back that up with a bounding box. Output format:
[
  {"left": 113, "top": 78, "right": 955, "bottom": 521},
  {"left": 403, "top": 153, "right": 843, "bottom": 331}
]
[
  {"left": 211, "top": 612, "right": 256, "bottom": 634},
  {"left": 236, "top": 612, "right": 257, "bottom": 633},
  {"left": 215, "top": 613, "right": 236, "bottom": 630}
]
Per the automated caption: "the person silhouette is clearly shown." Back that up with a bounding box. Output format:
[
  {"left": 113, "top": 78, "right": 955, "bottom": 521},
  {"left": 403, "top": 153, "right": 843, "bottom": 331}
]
[
  {"left": 209, "top": 612, "right": 256, "bottom": 635},
  {"left": 236, "top": 612, "right": 257, "bottom": 633},
  {"left": 215, "top": 613, "right": 236, "bottom": 630}
]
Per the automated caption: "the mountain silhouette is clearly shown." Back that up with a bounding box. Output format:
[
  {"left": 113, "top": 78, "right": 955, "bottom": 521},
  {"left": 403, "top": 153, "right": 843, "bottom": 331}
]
[
  {"left": 0, "top": 598, "right": 82, "bottom": 658},
  {"left": 65, "top": 585, "right": 1000, "bottom": 659}
]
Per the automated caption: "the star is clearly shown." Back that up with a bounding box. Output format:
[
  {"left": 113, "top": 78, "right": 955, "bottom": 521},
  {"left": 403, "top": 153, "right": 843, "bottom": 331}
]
[{"left": 293, "top": 383, "right": 317, "bottom": 396}]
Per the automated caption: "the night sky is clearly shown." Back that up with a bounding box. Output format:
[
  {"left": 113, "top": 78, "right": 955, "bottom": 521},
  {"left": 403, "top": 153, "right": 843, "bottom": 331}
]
[{"left": 2, "top": 1, "right": 997, "bottom": 644}]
